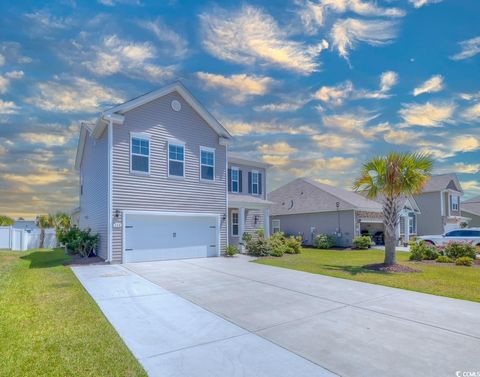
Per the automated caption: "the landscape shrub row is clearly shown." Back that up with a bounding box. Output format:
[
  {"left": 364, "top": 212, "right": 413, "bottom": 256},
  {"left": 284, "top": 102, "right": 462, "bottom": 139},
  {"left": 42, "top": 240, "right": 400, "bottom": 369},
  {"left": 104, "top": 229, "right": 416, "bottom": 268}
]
[
  {"left": 409, "top": 240, "right": 477, "bottom": 266},
  {"left": 58, "top": 227, "right": 99, "bottom": 258},
  {"left": 244, "top": 229, "right": 302, "bottom": 257}
]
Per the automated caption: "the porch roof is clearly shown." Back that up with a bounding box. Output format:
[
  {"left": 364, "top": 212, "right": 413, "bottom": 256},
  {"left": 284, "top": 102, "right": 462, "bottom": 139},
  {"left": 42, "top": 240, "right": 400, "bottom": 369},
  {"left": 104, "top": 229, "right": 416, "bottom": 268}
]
[{"left": 228, "top": 194, "right": 273, "bottom": 209}]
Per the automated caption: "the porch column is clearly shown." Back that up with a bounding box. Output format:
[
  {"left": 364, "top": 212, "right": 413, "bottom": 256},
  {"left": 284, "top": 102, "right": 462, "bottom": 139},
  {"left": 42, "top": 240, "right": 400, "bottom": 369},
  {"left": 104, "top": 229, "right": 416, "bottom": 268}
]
[
  {"left": 239, "top": 207, "right": 245, "bottom": 242},
  {"left": 395, "top": 221, "right": 401, "bottom": 245},
  {"left": 263, "top": 207, "right": 270, "bottom": 238},
  {"left": 404, "top": 215, "right": 410, "bottom": 243}
]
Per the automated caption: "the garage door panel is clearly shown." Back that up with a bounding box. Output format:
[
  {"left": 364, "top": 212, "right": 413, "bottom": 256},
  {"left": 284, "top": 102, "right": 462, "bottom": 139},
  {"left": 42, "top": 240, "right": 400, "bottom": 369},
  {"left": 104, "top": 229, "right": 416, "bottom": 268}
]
[{"left": 124, "top": 213, "right": 218, "bottom": 263}]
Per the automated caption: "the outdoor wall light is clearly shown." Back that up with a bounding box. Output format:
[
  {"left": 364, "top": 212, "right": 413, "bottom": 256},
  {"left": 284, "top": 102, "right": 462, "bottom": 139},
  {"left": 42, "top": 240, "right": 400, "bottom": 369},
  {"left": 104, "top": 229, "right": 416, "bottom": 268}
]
[
  {"left": 222, "top": 214, "right": 226, "bottom": 221},
  {"left": 254, "top": 215, "right": 259, "bottom": 224},
  {"left": 115, "top": 209, "right": 120, "bottom": 219}
]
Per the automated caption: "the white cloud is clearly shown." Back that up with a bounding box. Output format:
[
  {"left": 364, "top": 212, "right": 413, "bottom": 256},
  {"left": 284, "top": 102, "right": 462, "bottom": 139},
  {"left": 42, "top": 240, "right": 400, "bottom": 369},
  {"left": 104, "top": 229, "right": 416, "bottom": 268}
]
[
  {"left": 380, "top": 71, "right": 398, "bottom": 93},
  {"left": 197, "top": 72, "right": 275, "bottom": 104},
  {"left": 413, "top": 75, "right": 444, "bottom": 96},
  {"left": 19, "top": 133, "right": 68, "bottom": 146},
  {"left": 200, "top": 5, "right": 329, "bottom": 74},
  {"left": 139, "top": 19, "right": 188, "bottom": 58},
  {"left": 331, "top": 18, "right": 398, "bottom": 60},
  {"left": 450, "top": 36, "right": 480, "bottom": 61},
  {"left": 399, "top": 102, "right": 455, "bottom": 127},
  {"left": 314, "top": 81, "right": 353, "bottom": 106},
  {"left": 0, "top": 99, "right": 19, "bottom": 114},
  {"left": 409, "top": 0, "right": 443, "bottom": 8},
  {"left": 224, "top": 120, "right": 316, "bottom": 136},
  {"left": 383, "top": 129, "right": 424, "bottom": 145},
  {"left": 0, "top": 70, "right": 24, "bottom": 93},
  {"left": 288, "top": 156, "right": 356, "bottom": 177},
  {"left": 312, "top": 133, "right": 366, "bottom": 152},
  {"left": 463, "top": 103, "right": 480, "bottom": 121},
  {"left": 0, "top": 54, "right": 4, "bottom": 67},
  {"left": 24, "top": 10, "right": 71, "bottom": 30},
  {"left": 258, "top": 142, "right": 298, "bottom": 155},
  {"left": 321, "top": 111, "right": 380, "bottom": 138},
  {"left": 461, "top": 180, "right": 480, "bottom": 193},
  {"left": 451, "top": 135, "right": 480, "bottom": 154},
  {"left": 297, "top": 0, "right": 404, "bottom": 34},
  {"left": 27, "top": 77, "right": 124, "bottom": 113},
  {"left": 254, "top": 98, "right": 307, "bottom": 112},
  {"left": 452, "top": 163, "right": 480, "bottom": 174},
  {"left": 82, "top": 35, "right": 175, "bottom": 82}
]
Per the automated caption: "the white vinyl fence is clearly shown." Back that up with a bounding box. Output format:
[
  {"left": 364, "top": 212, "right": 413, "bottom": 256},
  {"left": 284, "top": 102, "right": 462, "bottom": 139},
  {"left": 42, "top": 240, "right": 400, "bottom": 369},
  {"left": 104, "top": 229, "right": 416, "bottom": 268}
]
[{"left": 0, "top": 226, "right": 57, "bottom": 251}]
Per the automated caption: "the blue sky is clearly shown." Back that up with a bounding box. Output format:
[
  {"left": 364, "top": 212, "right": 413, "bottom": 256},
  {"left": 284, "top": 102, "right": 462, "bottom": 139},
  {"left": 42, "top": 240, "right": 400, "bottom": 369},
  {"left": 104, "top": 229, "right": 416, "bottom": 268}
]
[{"left": 0, "top": 0, "right": 479, "bottom": 217}]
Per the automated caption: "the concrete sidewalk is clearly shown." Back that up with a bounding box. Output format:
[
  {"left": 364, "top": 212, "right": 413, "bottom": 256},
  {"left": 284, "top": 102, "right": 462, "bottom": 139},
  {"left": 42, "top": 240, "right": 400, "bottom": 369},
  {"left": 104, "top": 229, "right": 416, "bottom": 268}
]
[{"left": 72, "top": 264, "right": 336, "bottom": 377}]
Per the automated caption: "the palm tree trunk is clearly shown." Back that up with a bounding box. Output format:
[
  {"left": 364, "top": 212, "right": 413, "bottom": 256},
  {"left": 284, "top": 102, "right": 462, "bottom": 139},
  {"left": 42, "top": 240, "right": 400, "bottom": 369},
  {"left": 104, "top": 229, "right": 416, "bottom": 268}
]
[
  {"left": 383, "top": 195, "right": 401, "bottom": 266},
  {"left": 40, "top": 229, "right": 45, "bottom": 249}
]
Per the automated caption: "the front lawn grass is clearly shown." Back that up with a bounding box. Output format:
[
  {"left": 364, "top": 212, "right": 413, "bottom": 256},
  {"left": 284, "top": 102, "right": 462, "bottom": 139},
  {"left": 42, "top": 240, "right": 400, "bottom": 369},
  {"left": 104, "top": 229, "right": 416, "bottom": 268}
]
[
  {"left": 0, "top": 248, "right": 147, "bottom": 377},
  {"left": 254, "top": 248, "right": 480, "bottom": 303}
]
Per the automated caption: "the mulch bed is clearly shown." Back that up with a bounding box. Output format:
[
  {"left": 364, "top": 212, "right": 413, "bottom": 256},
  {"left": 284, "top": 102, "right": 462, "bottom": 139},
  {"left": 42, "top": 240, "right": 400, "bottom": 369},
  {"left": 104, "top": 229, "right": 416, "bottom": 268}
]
[
  {"left": 363, "top": 263, "right": 420, "bottom": 273},
  {"left": 64, "top": 254, "right": 107, "bottom": 266}
]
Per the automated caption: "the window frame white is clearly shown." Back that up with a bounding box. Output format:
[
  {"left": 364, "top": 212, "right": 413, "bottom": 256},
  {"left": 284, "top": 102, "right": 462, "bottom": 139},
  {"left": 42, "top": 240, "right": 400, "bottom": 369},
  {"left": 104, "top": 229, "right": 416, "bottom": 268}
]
[
  {"left": 130, "top": 132, "right": 151, "bottom": 175},
  {"left": 167, "top": 139, "right": 185, "bottom": 179},
  {"left": 200, "top": 146, "right": 215, "bottom": 182},
  {"left": 272, "top": 219, "right": 281, "bottom": 233},
  {"left": 251, "top": 170, "right": 259, "bottom": 195},
  {"left": 450, "top": 195, "right": 459, "bottom": 211},
  {"left": 231, "top": 211, "right": 239, "bottom": 237},
  {"left": 231, "top": 166, "right": 239, "bottom": 193},
  {"left": 408, "top": 212, "right": 417, "bottom": 235}
]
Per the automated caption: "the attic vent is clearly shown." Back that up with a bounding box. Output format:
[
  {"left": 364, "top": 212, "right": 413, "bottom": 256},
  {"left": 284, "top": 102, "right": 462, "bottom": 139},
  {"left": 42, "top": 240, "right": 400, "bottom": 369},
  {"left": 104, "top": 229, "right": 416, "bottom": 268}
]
[{"left": 171, "top": 100, "right": 181, "bottom": 112}]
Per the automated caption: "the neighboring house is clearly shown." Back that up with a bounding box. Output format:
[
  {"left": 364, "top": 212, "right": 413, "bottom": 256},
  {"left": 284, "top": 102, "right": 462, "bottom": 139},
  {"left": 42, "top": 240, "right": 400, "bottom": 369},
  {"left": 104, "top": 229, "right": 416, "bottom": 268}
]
[
  {"left": 13, "top": 220, "right": 38, "bottom": 232},
  {"left": 269, "top": 178, "right": 420, "bottom": 247},
  {"left": 414, "top": 173, "right": 467, "bottom": 235},
  {"left": 461, "top": 196, "right": 480, "bottom": 227},
  {"left": 75, "top": 82, "right": 270, "bottom": 263},
  {"left": 227, "top": 153, "right": 272, "bottom": 247}
]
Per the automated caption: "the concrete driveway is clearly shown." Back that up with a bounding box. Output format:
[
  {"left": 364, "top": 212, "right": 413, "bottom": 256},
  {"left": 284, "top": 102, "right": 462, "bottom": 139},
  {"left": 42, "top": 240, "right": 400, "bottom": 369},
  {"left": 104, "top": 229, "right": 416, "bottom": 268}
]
[{"left": 74, "top": 256, "right": 480, "bottom": 377}]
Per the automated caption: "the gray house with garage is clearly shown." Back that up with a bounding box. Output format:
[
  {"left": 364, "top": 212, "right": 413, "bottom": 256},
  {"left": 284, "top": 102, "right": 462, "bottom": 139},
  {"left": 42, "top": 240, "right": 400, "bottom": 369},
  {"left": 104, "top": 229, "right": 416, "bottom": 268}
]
[
  {"left": 75, "top": 82, "right": 271, "bottom": 263},
  {"left": 269, "top": 178, "right": 420, "bottom": 247}
]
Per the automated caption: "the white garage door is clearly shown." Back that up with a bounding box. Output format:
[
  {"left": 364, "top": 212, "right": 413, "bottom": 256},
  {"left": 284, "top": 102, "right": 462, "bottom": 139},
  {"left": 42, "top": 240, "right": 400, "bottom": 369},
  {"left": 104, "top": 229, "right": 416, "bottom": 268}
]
[{"left": 124, "top": 212, "right": 219, "bottom": 263}]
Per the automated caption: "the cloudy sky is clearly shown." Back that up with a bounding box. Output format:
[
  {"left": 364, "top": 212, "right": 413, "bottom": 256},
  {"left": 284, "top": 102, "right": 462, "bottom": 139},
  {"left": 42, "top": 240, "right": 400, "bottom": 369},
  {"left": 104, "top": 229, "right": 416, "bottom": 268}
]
[{"left": 0, "top": 0, "right": 479, "bottom": 218}]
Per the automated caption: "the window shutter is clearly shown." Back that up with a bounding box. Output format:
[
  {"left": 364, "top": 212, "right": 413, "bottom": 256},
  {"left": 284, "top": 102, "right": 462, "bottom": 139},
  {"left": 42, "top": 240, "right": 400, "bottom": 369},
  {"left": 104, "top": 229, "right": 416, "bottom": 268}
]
[
  {"left": 248, "top": 172, "right": 252, "bottom": 194},
  {"left": 228, "top": 169, "right": 231, "bottom": 192},
  {"left": 239, "top": 170, "right": 243, "bottom": 193},
  {"left": 259, "top": 173, "right": 262, "bottom": 195}
]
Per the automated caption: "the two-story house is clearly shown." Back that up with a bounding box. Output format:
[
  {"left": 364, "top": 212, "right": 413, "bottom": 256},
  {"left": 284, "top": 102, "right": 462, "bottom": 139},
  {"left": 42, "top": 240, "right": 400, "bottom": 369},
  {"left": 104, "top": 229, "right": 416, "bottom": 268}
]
[
  {"left": 414, "top": 173, "right": 467, "bottom": 235},
  {"left": 75, "top": 82, "right": 270, "bottom": 263}
]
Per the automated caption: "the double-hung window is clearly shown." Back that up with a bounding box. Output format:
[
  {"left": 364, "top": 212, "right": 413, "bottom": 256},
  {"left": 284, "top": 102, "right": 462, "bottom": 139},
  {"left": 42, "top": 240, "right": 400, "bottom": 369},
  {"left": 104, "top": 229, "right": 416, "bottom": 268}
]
[
  {"left": 131, "top": 134, "right": 150, "bottom": 173},
  {"left": 272, "top": 220, "right": 281, "bottom": 233},
  {"left": 408, "top": 212, "right": 416, "bottom": 235},
  {"left": 231, "top": 212, "right": 239, "bottom": 236},
  {"left": 200, "top": 147, "right": 215, "bottom": 181},
  {"left": 451, "top": 195, "right": 459, "bottom": 211},
  {"left": 168, "top": 141, "right": 185, "bottom": 177},
  {"left": 251, "top": 171, "right": 259, "bottom": 195},
  {"left": 231, "top": 167, "right": 239, "bottom": 192}
]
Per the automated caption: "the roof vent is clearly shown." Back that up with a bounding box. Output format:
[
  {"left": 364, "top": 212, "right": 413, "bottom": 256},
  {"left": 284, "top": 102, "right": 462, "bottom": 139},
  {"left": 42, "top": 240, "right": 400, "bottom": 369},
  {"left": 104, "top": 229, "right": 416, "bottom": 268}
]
[{"left": 171, "top": 100, "right": 181, "bottom": 112}]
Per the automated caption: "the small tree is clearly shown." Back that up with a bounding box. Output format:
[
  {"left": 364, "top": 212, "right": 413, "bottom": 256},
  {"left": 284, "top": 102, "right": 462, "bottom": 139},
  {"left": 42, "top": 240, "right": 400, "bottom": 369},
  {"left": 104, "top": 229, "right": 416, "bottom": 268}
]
[
  {"left": 49, "top": 213, "right": 72, "bottom": 243},
  {"left": 37, "top": 215, "right": 53, "bottom": 249},
  {"left": 0, "top": 215, "right": 14, "bottom": 226},
  {"left": 353, "top": 152, "right": 433, "bottom": 266}
]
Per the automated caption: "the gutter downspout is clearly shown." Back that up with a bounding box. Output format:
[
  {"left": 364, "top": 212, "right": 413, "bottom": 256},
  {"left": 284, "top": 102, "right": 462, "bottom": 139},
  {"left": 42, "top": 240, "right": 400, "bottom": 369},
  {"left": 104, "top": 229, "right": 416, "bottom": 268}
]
[{"left": 107, "top": 119, "right": 113, "bottom": 263}]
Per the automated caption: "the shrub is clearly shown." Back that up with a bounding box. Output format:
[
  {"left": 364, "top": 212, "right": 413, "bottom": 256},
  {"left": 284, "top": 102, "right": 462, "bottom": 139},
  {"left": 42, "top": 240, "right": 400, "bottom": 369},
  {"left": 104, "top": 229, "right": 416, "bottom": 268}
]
[
  {"left": 314, "top": 234, "right": 336, "bottom": 249},
  {"left": 284, "top": 235, "right": 302, "bottom": 254},
  {"left": 256, "top": 228, "right": 265, "bottom": 239},
  {"left": 245, "top": 238, "right": 271, "bottom": 257},
  {"left": 352, "top": 236, "right": 372, "bottom": 250},
  {"left": 409, "top": 240, "right": 438, "bottom": 261},
  {"left": 59, "top": 227, "right": 99, "bottom": 258},
  {"left": 455, "top": 256, "right": 474, "bottom": 266},
  {"left": 225, "top": 245, "right": 238, "bottom": 257},
  {"left": 444, "top": 242, "right": 476, "bottom": 260},
  {"left": 436, "top": 255, "right": 453, "bottom": 263},
  {"left": 242, "top": 232, "right": 252, "bottom": 244}
]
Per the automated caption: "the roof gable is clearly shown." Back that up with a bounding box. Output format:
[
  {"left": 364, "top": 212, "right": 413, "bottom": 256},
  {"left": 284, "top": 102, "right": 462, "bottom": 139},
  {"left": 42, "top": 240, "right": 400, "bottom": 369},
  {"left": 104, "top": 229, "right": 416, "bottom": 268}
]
[{"left": 422, "top": 173, "right": 463, "bottom": 194}]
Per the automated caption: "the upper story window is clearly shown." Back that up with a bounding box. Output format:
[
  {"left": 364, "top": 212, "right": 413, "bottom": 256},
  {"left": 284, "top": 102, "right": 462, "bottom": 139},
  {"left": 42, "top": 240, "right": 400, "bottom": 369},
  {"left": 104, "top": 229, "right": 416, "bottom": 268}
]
[
  {"left": 168, "top": 141, "right": 185, "bottom": 178},
  {"left": 131, "top": 134, "right": 150, "bottom": 173},
  {"left": 249, "top": 170, "right": 261, "bottom": 195},
  {"left": 230, "top": 167, "right": 239, "bottom": 192},
  {"left": 200, "top": 147, "right": 215, "bottom": 181},
  {"left": 450, "top": 195, "right": 459, "bottom": 211}
]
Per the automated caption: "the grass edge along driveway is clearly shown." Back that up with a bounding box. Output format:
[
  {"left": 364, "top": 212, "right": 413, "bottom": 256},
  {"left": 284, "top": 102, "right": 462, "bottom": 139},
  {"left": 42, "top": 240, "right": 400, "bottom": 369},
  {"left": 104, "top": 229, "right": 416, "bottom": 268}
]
[
  {"left": 254, "top": 248, "right": 480, "bottom": 303},
  {"left": 0, "top": 248, "right": 147, "bottom": 377}
]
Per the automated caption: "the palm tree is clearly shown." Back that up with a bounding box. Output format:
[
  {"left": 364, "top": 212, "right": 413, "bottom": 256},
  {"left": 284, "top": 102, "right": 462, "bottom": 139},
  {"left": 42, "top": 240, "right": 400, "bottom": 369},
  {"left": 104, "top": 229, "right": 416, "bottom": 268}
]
[
  {"left": 353, "top": 152, "right": 433, "bottom": 266},
  {"left": 49, "top": 213, "right": 72, "bottom": 246},
  {"left": 0, "top": 215, "right": 14, "bottom": 226},
  {"left": 37, "top": 215, "right": 53, "bottom": 249}
]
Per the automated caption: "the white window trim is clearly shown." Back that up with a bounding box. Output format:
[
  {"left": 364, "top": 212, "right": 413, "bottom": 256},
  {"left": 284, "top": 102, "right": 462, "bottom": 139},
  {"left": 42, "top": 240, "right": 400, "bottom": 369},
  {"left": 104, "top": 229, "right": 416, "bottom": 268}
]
[
  {"left": 231, "top": 166, "right": 239, "bottom": 193},
  {"left": 272, "top": 219, "right": 280, "bottom": 233},
  {"left": 231, "top": 210, "right": 239, "bottom": 237},
  {"left": 251, "top": 170, "right": 259, "bottom": 196},
  {"left": 130, "top": 132, "right": 151, "bottom": 175},
  {"left": 167, "top": 139, "right": 185, "bottom": 179},
  {"left": 451, "top": 195, "right": 459, "bottom": 211},
  {"left": 409, "top": 212, "right": 417, "bottom": 235},
  {"left": 200, "top": 146, "right": 215, "bottom": 183}
]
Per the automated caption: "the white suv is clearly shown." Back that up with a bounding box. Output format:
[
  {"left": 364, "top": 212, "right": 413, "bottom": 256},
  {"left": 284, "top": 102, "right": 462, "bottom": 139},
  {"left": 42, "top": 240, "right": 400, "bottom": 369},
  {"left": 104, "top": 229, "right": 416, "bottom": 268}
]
[{"left": 418, "top": 228, "right": 480, "bottom": 250}]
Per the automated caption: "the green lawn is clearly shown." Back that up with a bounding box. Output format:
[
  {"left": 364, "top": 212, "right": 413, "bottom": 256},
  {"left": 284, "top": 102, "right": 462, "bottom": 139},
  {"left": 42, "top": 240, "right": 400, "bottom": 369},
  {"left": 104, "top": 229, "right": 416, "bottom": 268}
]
[
  {"left": 254, "top": 248, "right": 480, "bottom": 303},
  {"left": 0, "top": 248, "right": 147, "bottom": 377}
]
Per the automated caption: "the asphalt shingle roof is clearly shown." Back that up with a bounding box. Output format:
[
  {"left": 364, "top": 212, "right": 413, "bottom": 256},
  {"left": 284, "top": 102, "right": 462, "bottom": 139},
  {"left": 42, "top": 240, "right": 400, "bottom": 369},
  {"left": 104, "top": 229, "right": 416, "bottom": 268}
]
[{"left": 422, "top": 173, "right": 463, "bottom": 193}]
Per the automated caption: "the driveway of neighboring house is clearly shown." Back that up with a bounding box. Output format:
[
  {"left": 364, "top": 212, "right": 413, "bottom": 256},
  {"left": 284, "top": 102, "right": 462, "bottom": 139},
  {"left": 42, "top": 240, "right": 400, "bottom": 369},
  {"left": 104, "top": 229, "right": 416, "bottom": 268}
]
[{"left": 73, "top": 256, "right": 480, "bottom": 377}]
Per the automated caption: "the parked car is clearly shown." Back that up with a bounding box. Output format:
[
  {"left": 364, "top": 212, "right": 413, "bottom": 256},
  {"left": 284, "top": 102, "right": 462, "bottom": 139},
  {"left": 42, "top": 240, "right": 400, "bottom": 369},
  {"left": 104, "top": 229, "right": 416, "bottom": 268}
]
[{"left": 417, "top": 228, "right": 480, "bottom": 249}]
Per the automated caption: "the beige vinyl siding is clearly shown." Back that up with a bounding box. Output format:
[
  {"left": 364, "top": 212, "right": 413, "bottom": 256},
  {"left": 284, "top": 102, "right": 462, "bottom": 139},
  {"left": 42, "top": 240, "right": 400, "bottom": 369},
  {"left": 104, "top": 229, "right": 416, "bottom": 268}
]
[
  {"left": 111, "top": 91, "right": 227, "bottom": 263},
  {"left": 79, "top": 130, "right": 109, "bottom": 259},
  {"left": 414, "top": 192, "right": 443, "bottom": 235}
]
